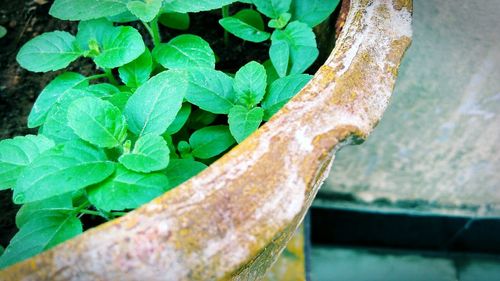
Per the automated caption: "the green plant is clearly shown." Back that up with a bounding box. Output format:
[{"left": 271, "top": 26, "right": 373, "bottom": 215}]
[
  {"left": 0, "top": 0, "right": 339, "bottom": 268},
  {"left": 0, "top": 25, "right": 6, "bottom": 39}
]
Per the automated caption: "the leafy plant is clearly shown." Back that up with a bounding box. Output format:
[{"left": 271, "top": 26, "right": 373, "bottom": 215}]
[{"left": 0, "top": 0, "right": 339, "bottom": 269}]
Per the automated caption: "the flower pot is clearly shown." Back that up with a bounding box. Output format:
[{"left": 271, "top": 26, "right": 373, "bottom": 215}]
[{"left": 0, "top": 0, "right": 412, "bottom": 279}]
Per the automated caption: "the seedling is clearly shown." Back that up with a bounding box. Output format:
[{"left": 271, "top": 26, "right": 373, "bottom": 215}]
[{"left": 0, "top": 0, "right": 339, "bottom": 268}]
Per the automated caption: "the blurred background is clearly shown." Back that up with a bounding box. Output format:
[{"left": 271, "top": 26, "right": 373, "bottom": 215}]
[{"left": 308, "top": 0, "right": 500, "bottom": 280}]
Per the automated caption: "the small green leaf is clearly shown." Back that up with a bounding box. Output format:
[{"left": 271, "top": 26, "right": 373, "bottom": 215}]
[
  {"left": 270, "top": 21, "right": 319, "bottom": 76},
  {"left": 228, "top": 105, "right": 263, "bottom": 143},
  {"left": 107, "top": 10, "right": 139, "bottom": 23},
  {"left": 14, "top": 140, "right": 115, "bottom": 204},
  {"left": 105, "top": 91, "right": 133, "bottom": 111},
  {"left": 0, "top": 135, "right": 55, "bottom": 190},
  {"left": 219, "top": 17, "right": 270, "bottom": 43},
  {"left": 28, "top": 72, "right": 88, "bottom": 128},
  {"left": 162, "top": 0, "right": 238, "bottom": 13},
  {"left": 290, "top": 0, "right": 340, "bottom": 27},
  {"left": 67, "top": 97, "right": 128, "bottom": 148},
  {"left": 263, "top": 59, "right": 279, "bottom": 84},
  {"left": 188, "top": 109, "right": 217, "bottom": 129},
  {"left": 183, "top": 68, "right": 236, "bottom": 114},
  {"left": 86, "top": 83, "right": 121, "bottom": 99},
  {"left": 94, "top": 26, "right": 145, "bottom": 68},
  {"left": 233, "top": 9, "right": 265, "bottom": 30},
  {"left": 0, "top": 25, "right": 7, "bottom": 39},
  {"left": 76, "top": 18, "right": 114, "bottom": 52},
  {"left": 127, "top": 0, "right": 162, "bottom": 22},
  {"left": 16, "top": 194, "right": 73, "bottom": 228},
  {"left": 16, "top": 31, "right": 82, "bottom": 73},
  {"left": 153, "top": 34, "right": 215, "bottom": 69},
  {"left": 118, "top": 49, "right": 153, "bottom": 88},
  {"left": 125, "top": 71, "right": 187, "bottom": 136},
  {"left": 0, "top": 212, "right": 82, "bottom": 269},
  {"left": 118, "top": 134, "right": 170, "bottom": 173},
  {"left": 261, "top": 74, "right": 312, "bottom": 120},
  {"left": 165, "top": 103, "right": 191, "bottom": 135},
  {"left": 40, "top": 89, "right": 89, "bottom": 144},
  {"left": 159, "top": 12, "right": 190, "bottom": 30},
  {"left": 190, "top": 125, "right": 235, "bottom": 159},
  {"left": 252, "top": 0, "right": 291, "bottom": 19},
  {"left": 50, "top": 0, "right": 129, "bottom": 20},
  {"left": 88, "top": 165, "right": 168, "bottom": 211},
  {"left": 268, "top": 12, "right": 291, "bottom": 29},
  {"left": 165, "top": 159, "right": 207, "bottom": 188},
  {"left": 234, "top": 61, "right": 267, "bottom": 107}
]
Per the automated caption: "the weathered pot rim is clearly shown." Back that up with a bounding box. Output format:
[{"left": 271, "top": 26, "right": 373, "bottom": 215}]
[{"left": 0, "top": 1, "right": 413, "bottom": 279}]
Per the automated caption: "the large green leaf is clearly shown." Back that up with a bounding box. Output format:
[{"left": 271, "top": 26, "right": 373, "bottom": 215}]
[
  {"left": 164, "top": 159, "right": 207, "bottom": 188},
  {"left": 118, "top": 134, "right": 169, "bottom": 173},
  {"left": 127, "top": 0, "right": 162, "bottom": 22},
  {"left": 28, "top": 72, "right": 88, "bottom": 128},
  {"left": 270, "top": 21, "right": 318, "bottom": 76},
  {"left": 153, "top": 34, "right": 215, "bottom": 69},
  {"left": 14, "top": 140, "right": 115, "bottom": 204},
  {"left": 261, "top": 74, "right": 312, "bottom": 120},
  {"left": 252, "top": 0, "right": 291, "bottom": 19},
  {"left": 219, "top": 17, "right": 270, "bottom": 43},
  {"left": 190, "top": 125, "right": 235, "bottom": 159},
  {"left": 88, "top": 165, "right": 168, "bottom": 211},
  {"left": 228, "top": 105, "right": 263, "bottom": 143},
  {"left": 125, "top": 71, "right": 187, "bottom": 136},
  {"left": 50, "top": 0, "right": 129, "bottom": 20},
  {"left": 67, "top": 97, "right": 128, "bottom": 148},
  {"left": 0, "top": 212, "right": 82, "bottom": 269},
  {"left": 162, "top": 0, "right": 238, "bottom": 13},
  {"left": 16, "top": 31, "right": 82, "bottom": 73},
  {"left": 0, "top": 135, "right": 55, "bottom": 190},
  {"left": 234, "top": 61, "right": 267, "bottom": 107},
  {"left": 40, "top": 89, "right": 89, "bottom": 144},
  {"left": 118, "top": 49, "right": 152, "bottom": 88},
  {"left": 76, "top": 18, "right": 114, "bottom": 51},
  {"left": 183, "top": 68, "right": 236, "bottom": 114},
  {"left": 290, "top": 0, "right": 340, "bottom": 27},
  {"left": 158, "top": 12, "right": 190, "bottom": 30},
  {"left": 15, "top": 194, "right": 73, "bottom": 228}
]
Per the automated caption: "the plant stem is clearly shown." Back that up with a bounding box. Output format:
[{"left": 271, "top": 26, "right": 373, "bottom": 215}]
[
  {"left": 143, "top": 19, "right": 161, "bottom": 47},
  {"left": 85, "top": 73, "right": 108, "bottom": 81},
  {"left": 222, "top": 5, "right": 230, "bottom": 46},
  {"left": 103, "top": 68, "right": 119, "bottom": 86}
]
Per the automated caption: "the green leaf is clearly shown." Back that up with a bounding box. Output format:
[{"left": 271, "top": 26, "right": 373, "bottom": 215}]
[
  {"left": 252, "top": 0, "right": 291, "bottom": 19},
  {"left": 165, "top": 103, "right": 191, "bottom": 135},
  {"left": 94, "top": 26, "right": 146, "bottom": 68},
  {"left": 153, "top": 34, "right": 215, "bottom": 69},
  {"left": 88, "top": 165, "right": 168, "bottom": 212},
  {"left": 188, "top": 109, "right": 217, "bottom": 129},
  {"left": 28, "top": 72, "right": 88, "bottom": 128},
  {"left": 118, "top": 49, "right": 152, "bottom": 88},
  {"left": 118, "top": 134, "right": 169, "bottom": 173},
  {"left": 190, "top": 125, "right": 235, "bottom": 159},
  {"left": 219, "top": 17, "right": 270, "bottom": 43},
  {"left": 270, "top": 21, "right": 319, "bottom": 76},
  {"left": 76, "top": 18, "right": 114, "bottom": 52},
  {"left": 183, "top": 68, "right": 236, "bottom": 114},
  {"left": 0, "top": 212, "right": 82, "bottom": 269},
  {"left": 40, "top": 89, "right": 89, "bottom": 144},
  {"left": 290, "top": 0, "right": 340, "bottom": 27},
  {"left": 107, "top": 10, "right": 139, "bottom": 22},
  {"left": 86, "top": 83, "right": 121, "bottom": 99},
  {"left": 228, "top": 105, "right": 263, "bottom": 143},
  {"left": 269, "top": 40, "right": 289, "bottom": 77},
  {"left": 50, "top": 0, "right": 129, "bottom": 20},
  {"left": 234, "top": 61, "right": 267, "bottom": 107},
  {"left": 127, "top": 0, "right": 162, "bottom": 22},
  {"left": 105, "top": 91, "right": 133, "bottom": 111},
  {"left": 159, "top": 12, "right": 190, "bottom": 30},
  {"left": 164, "top": 159, "right": 207, "bottom": 188},
  {"left": 268, "top": 12, "right": 291, "bottom": 29},
  {"left": 0, "top": 25, "right": 7, "bottom": 39},
  {"left": 14, "top": 140, "right": 115, "bottom": 204},
  {"left": 16, "top": 31, "right": 82, "bottom": 73},
  {"left": 16, "top": 194, "right": 73, "bottom": 228},
  {"left": 263, "top": 59, "right": 279, "bottom": 84},
  {"left": 0, "top": 135, "right": 55, "bottom": 190},
  {"left": 162, "top": 0, "right": 238, "bottom": 13},
  {"left": 67, "top": 97, "right": 128, "bottom": 148},
  {"left": 261, "top": 74, "right": 312, "bottom": 120},
  {"left": 125, "top": 71, "right": 187, "bottom": 136},
  {"left": 233, "top": 9, "right": 265, "bottom": 30}
]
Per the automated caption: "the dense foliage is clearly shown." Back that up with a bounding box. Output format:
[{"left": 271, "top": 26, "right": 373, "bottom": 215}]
[{"left": 0, "top": 0, "right": 339, "bottom": 268}]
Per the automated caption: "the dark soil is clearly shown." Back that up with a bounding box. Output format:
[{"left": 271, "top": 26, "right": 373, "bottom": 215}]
[{"left": 0, "top": 0, "right": 339, "bottom": 247}]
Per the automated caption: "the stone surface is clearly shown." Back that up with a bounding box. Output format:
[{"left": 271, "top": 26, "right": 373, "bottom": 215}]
[
  {"left": 320, "top": 0, "right": 500, "bottom": 217},
  {"left": 0, "top": 1, "right": 412, "bottom": 279}
]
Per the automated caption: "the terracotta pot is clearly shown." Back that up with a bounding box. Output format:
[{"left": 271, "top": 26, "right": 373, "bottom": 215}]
[{"left": 0, "top": 0, "right": 412, "bottom": 280}]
